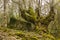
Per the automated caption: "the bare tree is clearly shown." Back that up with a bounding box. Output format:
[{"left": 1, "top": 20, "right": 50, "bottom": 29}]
[{"left": 3, "top": 0, "right": 8, "bottom": 27}]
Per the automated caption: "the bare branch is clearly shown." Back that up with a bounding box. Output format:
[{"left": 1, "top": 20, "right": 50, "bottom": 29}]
[{"left": 12, "top": 0, "right": 20, "bottom": 5}]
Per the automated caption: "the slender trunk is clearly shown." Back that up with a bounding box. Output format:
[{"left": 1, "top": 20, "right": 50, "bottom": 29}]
[{"left": 3, "top": 0, "right": 7, "bottom": 27}]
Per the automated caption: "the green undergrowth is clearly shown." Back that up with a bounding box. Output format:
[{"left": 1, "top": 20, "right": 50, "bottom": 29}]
[{"left": 0, "top": 27, "right": 57, "bottom": 40}]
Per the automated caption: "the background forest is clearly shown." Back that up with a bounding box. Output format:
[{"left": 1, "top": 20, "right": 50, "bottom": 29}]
[{"left": 0, "top": 0, "right": 60, "bottom": 40}]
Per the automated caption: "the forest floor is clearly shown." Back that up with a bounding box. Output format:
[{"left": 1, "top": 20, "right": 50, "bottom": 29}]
[{"left": 0, "top": 27, "right": 59, "bottom": 40}]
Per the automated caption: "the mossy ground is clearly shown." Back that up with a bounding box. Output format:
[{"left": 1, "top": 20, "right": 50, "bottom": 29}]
[{"left": 0, "top": 27, "right": 59, "bottom": 40}]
